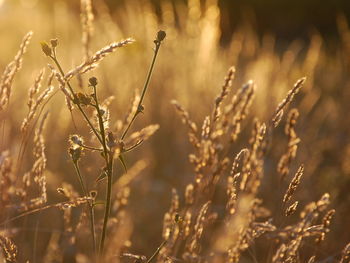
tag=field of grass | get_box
[1,0,350,262]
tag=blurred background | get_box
[1,0,350,262]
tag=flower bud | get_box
[89,190,97,199]
[137,104,144,113]
[69,146,82,163]
[50,38,58,47]
[89,77,98,86]
[40,41,52,56]
[156,30,166,42]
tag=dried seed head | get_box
[283,164,304,203]
[70,134,84,146]
[213,66,235,123]
[171,100,199,148]
[322,209,335,228]
[185,183,194,205]
[307,256,316,263]
[277,108,300,180]
[272,77,306,126]
[316,193,331,212]
[174,213,183,223]
[272,110,284,127]
[81,0,94,60]
[64,38,134,81]
[170,188,179,213]
[1,31,33,111]
[285,201,299,216]
[340,243,350,263]
[0,234,17,262]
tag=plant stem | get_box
[50,56,103,144]
[90,83,114,257]
[123,140,143,153]
[92,85,108,154]
[98,153,113,256]
[72,161,97,256]
[81,144,103,152]
[89,203,97,260]
[72,161,88,195]
[146,239,168,263]
[121,41,163,140]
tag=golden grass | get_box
[1,0,350,262]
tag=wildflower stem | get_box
[146,239,168,263]
[90,82,114,257]
[98,153,113,256]
[49,55,103,144]
[80,144,103,152]
[50,53,102,259]
[72,161,97,257]
[121,32,165,140]
[91,84,108,154]
[72,161,88,196]
[123,140,143,153]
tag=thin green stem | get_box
[81,144,103,152]
[90,83,114,257]
[72,161,97,256]
[121,42,162,140]
[92,85,108,154]
[99,153,113,256]
[50,56,103,144]
[72,161,88,197]
[121,114,137,140]
[146,238,168,263]
[123,140,143,153]
[89,203,97,260]
[49,53,101,259]
[139,43,162,108]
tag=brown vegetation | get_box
[0,0,350,262]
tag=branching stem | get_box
[50,55,103,144]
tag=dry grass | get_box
[1,0,350,262]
